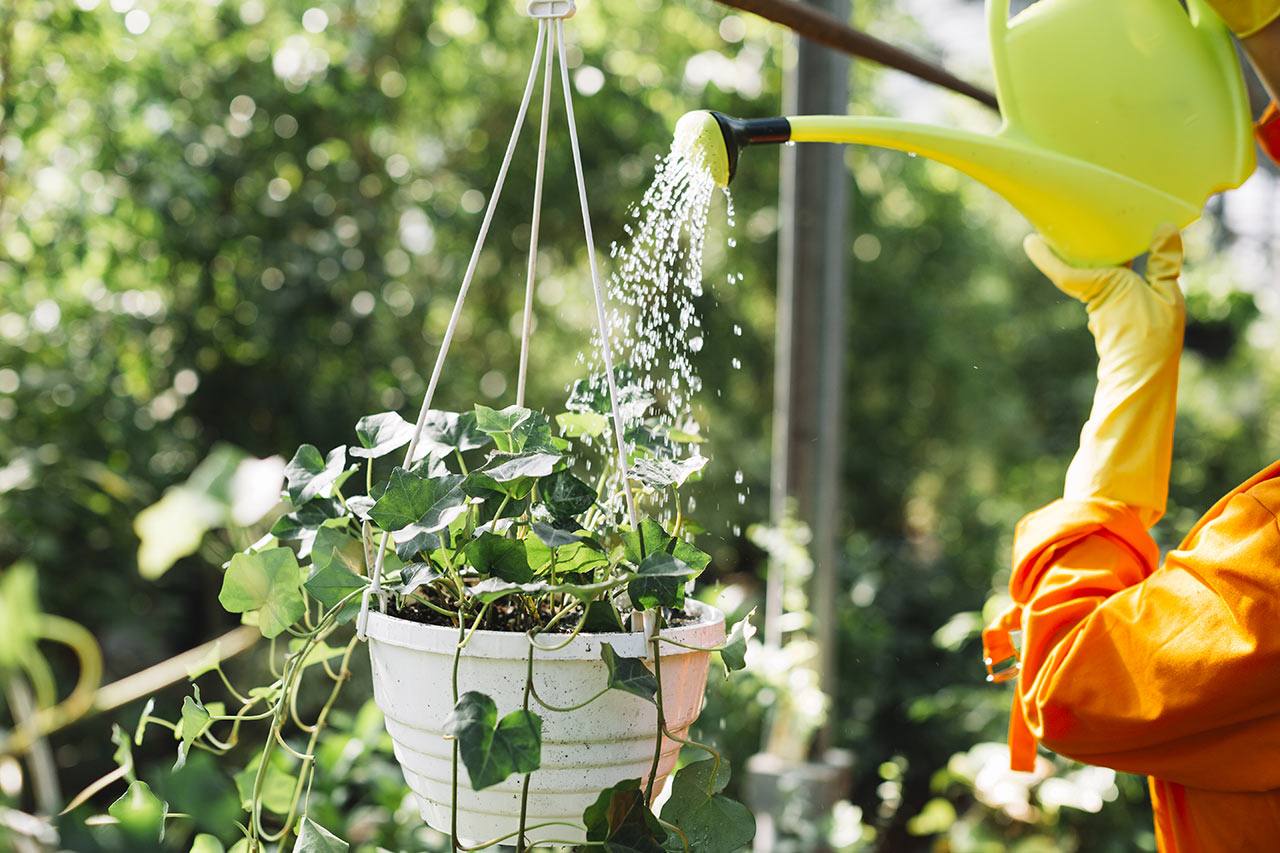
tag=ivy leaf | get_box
[555,411,609,438]
[394,528,443,562]
[664,795,755,853]
[287,638,346,671]
[443,692,542,790]
[659,758,754,853]
[531,521,584,549]
[304,562,367,624]
[108,780,168,842]
[219,548,304,639]
[475,404,558,453]
[628,456,708,490]
[292,817,349,852]
[622,518,673,564]
[540,470,596,517]
[583,779,668,853]
[661,757,730,824]
[368,469,466,534]
[463,474,532,523]
[233,751,297,814]
[581,600,626,633]
[285,444,347,505]
[627,553,696,611]
[557,541,609,576]
[396,563,444,597]
[190,834,226,853]
[480,451,561,483]
[350,411,416,460]
[720,608,757,676]
[567,367,655,423]
[474,404,533,452]
[600,643,657,703]
[622,519,709,577]
[465,533,533,583]
[269,497,345,558]
[174,686,212,770]
[391,527,442,560]
[310,525,364,576]
[671,540,712,575]
[345,495,375,521]
[420,409,490,453]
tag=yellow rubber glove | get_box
[1203,0,1280,36]
[1024,224,1185,529]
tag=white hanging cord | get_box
[359,21,550,640]
[515,22,556,407]
[555,19,640,533]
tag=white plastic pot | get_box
[365,600,725,845]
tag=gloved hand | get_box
[1024,224,1185,529]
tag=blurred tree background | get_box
[1,0,1277,850]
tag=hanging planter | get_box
[366,600,724,844]
[109,0,759,848]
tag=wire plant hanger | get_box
[358,0,640,639]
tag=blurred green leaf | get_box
[218,548,304,639]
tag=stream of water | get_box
[578,148,745,524]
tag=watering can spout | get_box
[673,0,1257,266]
[672,111,1219,266]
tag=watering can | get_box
[674,0,1256,265]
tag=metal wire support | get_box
[358,4,640,640]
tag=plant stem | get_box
[450,611,465,853]
[644,614,666,804]
[516,641,536,852]
[528,681,609,713]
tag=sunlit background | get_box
[2,0,1278,850]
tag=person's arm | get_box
[1012,478,1280,792]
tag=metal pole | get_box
[769,0,849,754]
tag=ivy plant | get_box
[104,373,756,853]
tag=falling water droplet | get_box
[734,470,744,484]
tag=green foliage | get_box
[583,779,668,853]
[11,0,1272,849]
[600,643,659,703]
[718,608,756,676]
[628,552,698,610]
[108,781,167,842]
[291,817,349,853]
[660,759,755,853]
[443,692,543,791]
[350,412,416,460]
[217,548,305,639]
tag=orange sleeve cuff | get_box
[1009,498,1157,605]
[984,498,1157,773]
[1257,103,1280,166]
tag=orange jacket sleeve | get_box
[1006,468,1280,791]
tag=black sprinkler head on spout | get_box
[672,110,793,187]
[708,112,792,185]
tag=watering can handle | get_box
[985,0,1016,126]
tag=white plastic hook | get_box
[524,0,575,18]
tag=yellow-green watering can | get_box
[675,0,1256,265]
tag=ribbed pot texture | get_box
[365,600,725,845]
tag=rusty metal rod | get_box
[711,0,1001,111]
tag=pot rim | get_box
[365,598,726,661]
